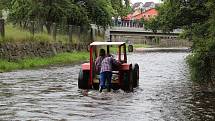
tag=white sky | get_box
[130,0,162,4]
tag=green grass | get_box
[0,52,89,72]
[108,44,150,54]
[0,24,54,43]
[133,44,150,48]
[0,60,20,72]
[0,24,86,43]
[0,24,32,42]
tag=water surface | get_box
[0,52,214,121]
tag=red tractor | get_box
[78,42,139,92]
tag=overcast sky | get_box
[130,0,162,4]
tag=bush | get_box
[187,38,215,83]
[187,53,210,83]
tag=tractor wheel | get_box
[132,64,139,88]
[78,69,90,89]
[122,65,133,92]
[128,45,133,52]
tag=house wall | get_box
[133,9,158,20]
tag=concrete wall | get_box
[112,35,192,47]
[0,42,89,61]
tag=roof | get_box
[132,2,143,9]
[90,42,125,46]
[133,8,158,20]
[143,2,154,7]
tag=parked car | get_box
[78,42,139,92]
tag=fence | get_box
[0,19,105,44]
[0,19,4,38]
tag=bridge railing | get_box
[112,20,144,28]
[111,20,183,34]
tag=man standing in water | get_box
[99,54,120,92]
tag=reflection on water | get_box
[0,52,214,121]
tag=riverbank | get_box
[135,47,191,52]
[0,52,89,72]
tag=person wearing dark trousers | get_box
[99,56,120,92]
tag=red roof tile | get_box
[133,8,158,20]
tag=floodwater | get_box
[0,52,215,121]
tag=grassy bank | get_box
[0,24,92,43]
[133,44,150,48]
[0,24,72,43]
[0,52,89,72]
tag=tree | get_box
[144,18,160,33]
[156,0,210,32]
[157,0,215,83]
[84,0,114,28]
[111,0,131,17]
[0,0,11,10]
[6,0,117,29]
[0,0,11,17]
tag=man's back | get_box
[100,57,119,73]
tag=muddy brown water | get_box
[0,52,215,121]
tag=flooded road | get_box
[0,52,215,121]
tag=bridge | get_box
[91,24,190,47]
[108,26,182,38]
[104,26,190,47]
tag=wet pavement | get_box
[0,52,214,121]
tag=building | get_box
[133,8,158,20]
[124,8,158,21]
[118,2,159,27]
[132,2,144,10]
[124,1,158,21]
[142,2,156,11]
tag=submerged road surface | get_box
[0,52,214,121]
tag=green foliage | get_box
[187,53,209,83]
[0,59,19,72]
[85,0,114,27]
[156,0,210,32]
[144,18,160,33]
[4,0,129,28]
[111,0,131,17]
[156,1,215,83]
[1,0,132,28]
[0,0,11,10]
[0,52,89,72]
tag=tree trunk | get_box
[45,22,52,34]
